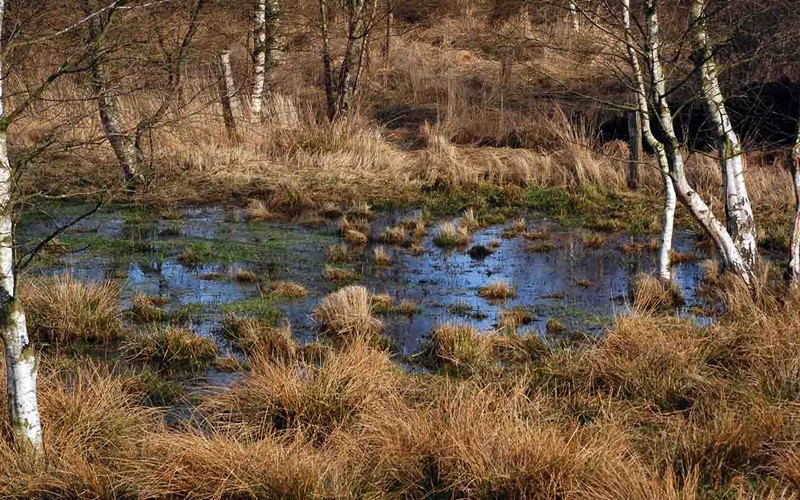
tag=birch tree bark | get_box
[335,0,368,117]
[251,0,267,117]
[787,115,800,285]
[0,0,43,454]
[568,1,580,31]
[690,0,758,270]
[644,0,754,286]
[622,0,674,281]
[251,0,281,118]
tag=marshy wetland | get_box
[20,201,707,364]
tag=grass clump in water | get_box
[21,274,122,343]
[423,323,493,373]
[433,222,471,248]
[322,265,360,282]
[124,326,218,372]
[128,293,169,323]
[478,280,517,300]
[372,246,393,267]
[265,280,308,299]
[380,225,406,245]
[222,313,296,359]
[314,285,383,341]
[326,243,356,263]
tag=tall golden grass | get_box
[1,273,800,496]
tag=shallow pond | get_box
[17,203,707,359]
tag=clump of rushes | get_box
[621,242,647,254]
[235,269,258,282]
[314,285,383,340]
[527,240,557,253]
[631,274,684,313]
[21,274,122,343]
[582,233,605,248]
[177,242,214,266]
[424,323,492,372]
[395,299,420,316]
[546,318,565,334]
[244,199,274,221]
[128,293,168,323]
[670,250,698,264]
[401,214,427,241]
[460,208,480,232]
[265,280,308,299]
[338,216,371,235]
[478,280,517,300]
[502,218,527,238]
[523,228,550,240]
[408,243,424,255]
[498,306,533,331]
[326,243,356,263]
[346,201,373,219]
[370,293,394,313]
[380,225,406,245]
[433,222,471,248]
[576,279,595,287]
[222,313,296,359]
[322,266,360,282]
[343,229,369,246]
[372,246,393,266]
[124,326,218,372]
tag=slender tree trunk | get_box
[623,0,674,281]
[264,0,282,88]
[382,0,392,61]
[218,51,241,142]
[86,9,144,186]
[252,0,282,118]
[788,117,800,285]
[319,0,335,120]
[568,1,580,31]
[644,0,753,285]
[335,0,368,117]
[251,0,267,117]
[627,109,641,190]
[690,0,758,270]
[0,0,42,452]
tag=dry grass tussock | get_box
[313,285,383,341]
[20,274,122,343]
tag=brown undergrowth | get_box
[0,275,798,497]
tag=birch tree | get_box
[86,0,205,188]
[0,0,109,454]
[788,115,800,285]
[250,0,282,118]
[690,0,758,270]
[0,73,42,452]
[621,0,675,281]
[643,0,755,286]
[319,0,374,120]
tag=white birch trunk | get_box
[568,1,580,31]
[788,117,800,285]
[623,0,674,281]
[690,0,758,270]
[251,0,267,117]
[644,0,753,286]
[0,0,43,452]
